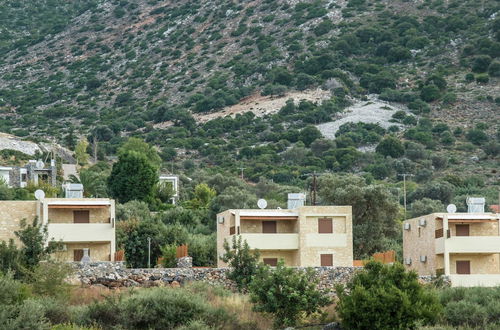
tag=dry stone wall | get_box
[71,262,449,293]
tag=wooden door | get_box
[74,249,84,261]
[456,224,470,236]
[263,258,278,266]
[262,221,277,233]
[73,210,90,223]
[456,260,471,274]
[320,254,333,266]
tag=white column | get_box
[443,215,450,275]
[110,200,116,261]
[235,211,240,235]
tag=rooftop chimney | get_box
[467,197,485,213]
[288,193,306,209]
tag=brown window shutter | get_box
[229,226,235,235]
[318,218,333,233]
[74,249,84,261]
[320,254,333,266]
[456,260,470,274]
[262,221,277,233]
[263,258,278,266]
[73,210,90,223]
[456,224,470,236]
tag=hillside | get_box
[0,0,498,207]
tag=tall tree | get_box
[318,174,400,258]
[108,151,158,203]
[74,138,89,166]
[118,137,162,168]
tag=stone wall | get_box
[71,263,449,293]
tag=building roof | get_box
[231,210,299,217]
[436,213,499,220]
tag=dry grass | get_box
[68,286,128,305]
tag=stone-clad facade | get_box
[217,206,353,267]
[403,212,500,287]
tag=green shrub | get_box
[336,261,441,329]
[31,261,73,298]
[82,288,233,330]
[476,73,490,83]
[376,136,404,158]
[444,301,487,327]
[160,244,177,268]
[250,261,330,328]
[221,235,260,291]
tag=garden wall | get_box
[70,262,448,293]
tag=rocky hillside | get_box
[0,0,498,207]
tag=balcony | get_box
[239,233,299,250]
[436,236,500,254]
[449,274,500,287]
[47,223,114,243]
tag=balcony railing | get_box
[239,233,299,250]
[47,223,114,243]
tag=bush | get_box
[160,244,177,268]
[376,136,405,158]
[466,129,489,145]
[444,301,487,327]
[221,236,260,291]
[410,198,444,217]
[81,287,233,329]
[420,85,441,102]
[488,61,500,77]
[476,73,490,83]
[31,261,73,299]
[336,261,441,329]
[250,261,330,327]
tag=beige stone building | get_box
[403,208,500,287]
[0,198,116,262]
[217,205,353,267]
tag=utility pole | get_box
[93,135,98,162]
[147,237,151,268]
[398,173,414,220]
[239,167,246,180]
[312,172,317,206]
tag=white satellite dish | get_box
[35,160,44,169]
[447,204,457,213]
[257,199,268,209]
[34,189,45,201]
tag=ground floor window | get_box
[74,249,90,261]
[456,260,470,274]
[263,258,278,266]
[320,254,333,266]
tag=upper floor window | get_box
[262,221,277,233]
[318,218,333,233]
[456,224,470,236]
[73,210,90,223]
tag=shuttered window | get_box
[263,258,278,266]
[230,226,235,235]
[456,224,470,236]
[456,260,470,274]
[320,254,333,266]
[73,210,90,223]
[318,218,333,233]
[262,221,277,233]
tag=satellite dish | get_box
[257,199,268,209]
[34,190,45,201]
[447,204,457,213]
[35,160,44,169]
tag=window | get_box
[73,210,90,223]
[456,260,470,274]
[73,249,90,261]
[456,224,470,236]
[320,254,333,266]
[262,221,277,233]
[229,226,235,235]
[263,258,278,266]
[318,218,333,233]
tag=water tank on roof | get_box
[65,183,84,198]
[467,197,485,213]
[287,193,306,209]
